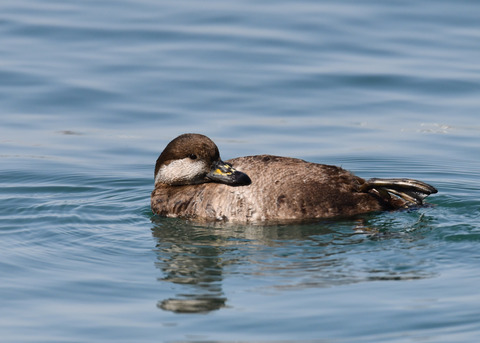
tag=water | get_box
[1,0,480,341]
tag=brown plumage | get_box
[151,134,437,223]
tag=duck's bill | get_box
[207,160,251,186]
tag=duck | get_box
[151,133,437,223]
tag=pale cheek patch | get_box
[155,158,207,185]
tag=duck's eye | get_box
[189,154,197,160]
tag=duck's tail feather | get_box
[359,178,438,205]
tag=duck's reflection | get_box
[151,218,339,313]
[151,213,435,313]
[152,221,227,313]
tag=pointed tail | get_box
[359,178,438,205]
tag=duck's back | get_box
[151,155,396,223]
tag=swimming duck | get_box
[151,133,437,223]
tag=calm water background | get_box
[1,0,480,342]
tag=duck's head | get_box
[154,133,252,187]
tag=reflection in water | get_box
[151,212,436,313]
[152,220,228,313]
[151,219,342,313]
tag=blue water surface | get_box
[1,0,480,342]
